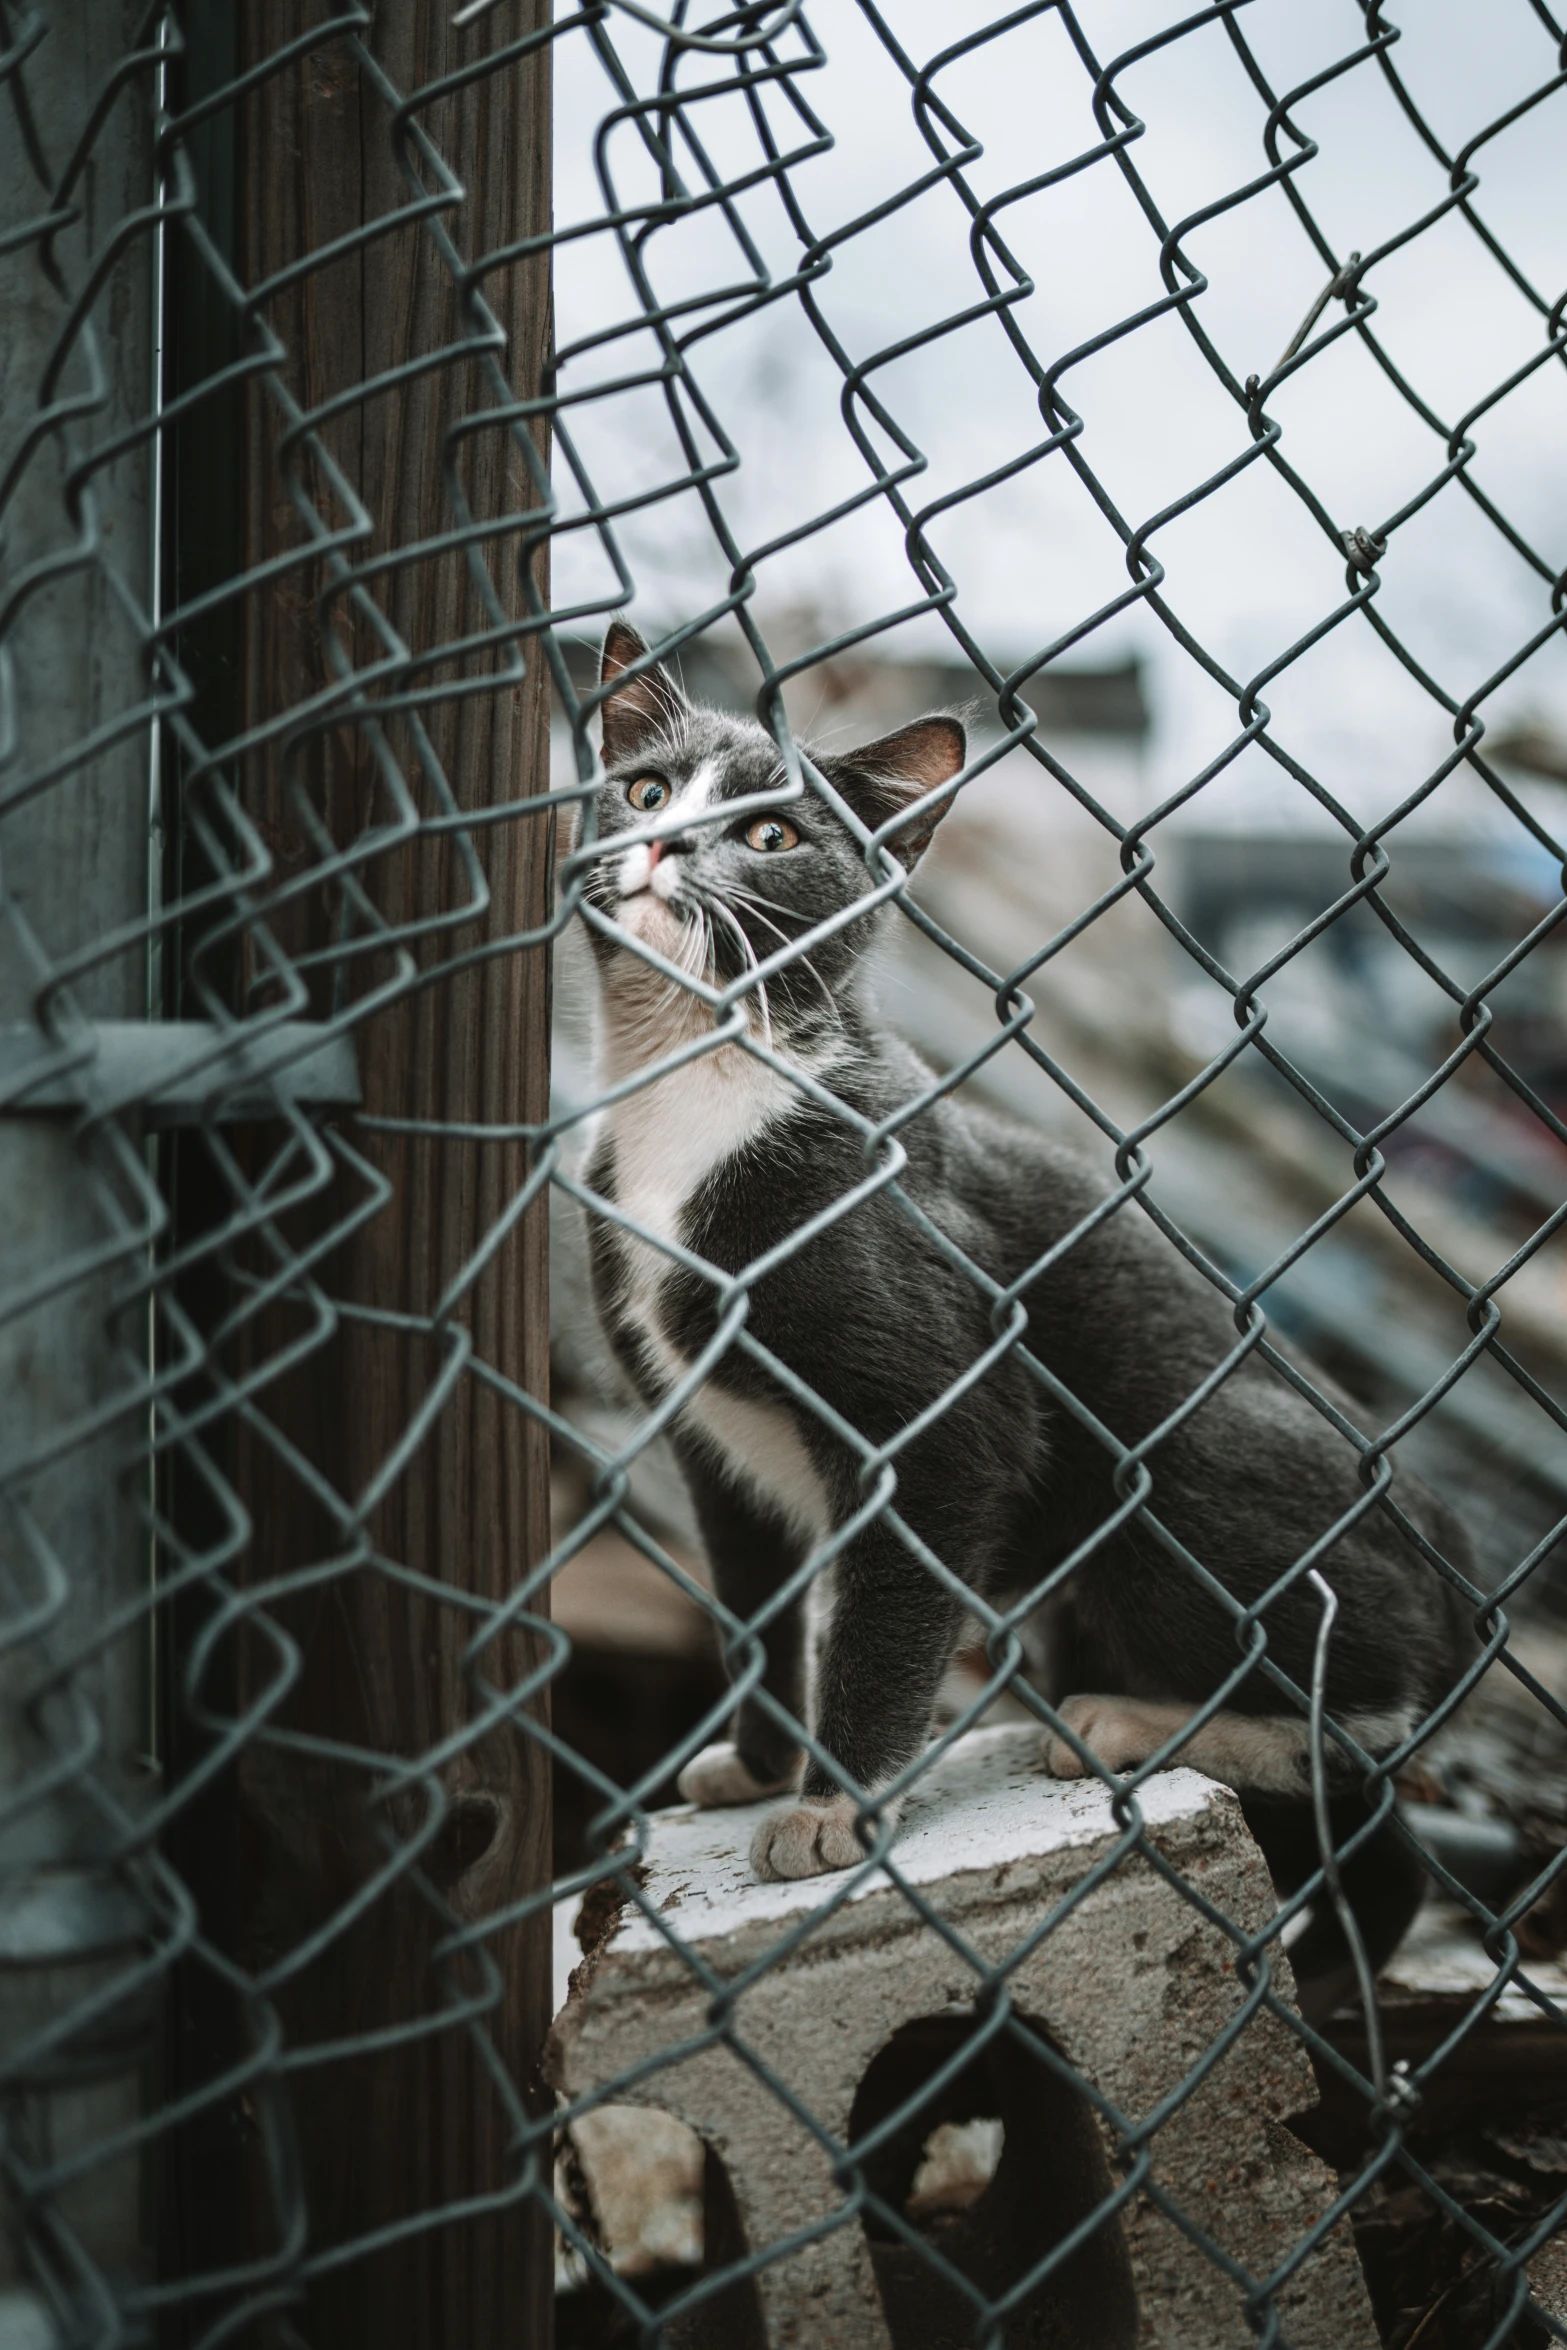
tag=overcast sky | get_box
[547,0,1567,856]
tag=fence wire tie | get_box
[1307,1566,1398,2113]
[1272,248,1363,375]
[1342,524,1387,577]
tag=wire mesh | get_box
[4,2,1567,2346]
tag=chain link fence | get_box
[4,2,1567,2345]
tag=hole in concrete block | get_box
[665,2141,769,2350]
[555,2106,764,2350]
[849,2012,1139,2350]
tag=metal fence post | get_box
[0,0,158,2327]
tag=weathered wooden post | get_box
[198,8,556,2342]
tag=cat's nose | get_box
[645,834,694,869]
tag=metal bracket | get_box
[0,1871,153,1964]
[0,1021,361,1127]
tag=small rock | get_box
[906,2116,1004,2221]
[569,2103,705,2278]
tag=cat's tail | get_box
[1238,1788,1426,2026]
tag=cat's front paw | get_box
[750,1794,886,1880]
[678,1741,798,1809]
[1040,1694,1162,1779]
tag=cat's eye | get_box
[627,775,670,812]
[745,817,799,853]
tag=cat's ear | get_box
[598,619,689,764]
[821,715,966,866]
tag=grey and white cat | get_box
[578,619,1472,1996]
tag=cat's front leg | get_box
[751,1533,965,1881]
[750,1791,873,1878]
[672,1444,808,1810]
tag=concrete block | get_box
[1530,2231,1567,2331]
[548,1724,1376,2348]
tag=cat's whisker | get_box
[722,878,851,938]
[716,884,840,1026]
[605,892,718,1059]
[697,906,720,1003]
[690,883,774,1051]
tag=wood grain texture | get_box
[231,9,554,2343]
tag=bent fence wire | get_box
[4,0,1567,2344]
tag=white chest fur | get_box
[601,1038,832,1549]
[607,1040,789,1279]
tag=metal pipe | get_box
[0,3,159,2321]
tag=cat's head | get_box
[578,619,966,1045]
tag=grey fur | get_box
[580,623,1471,1970]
